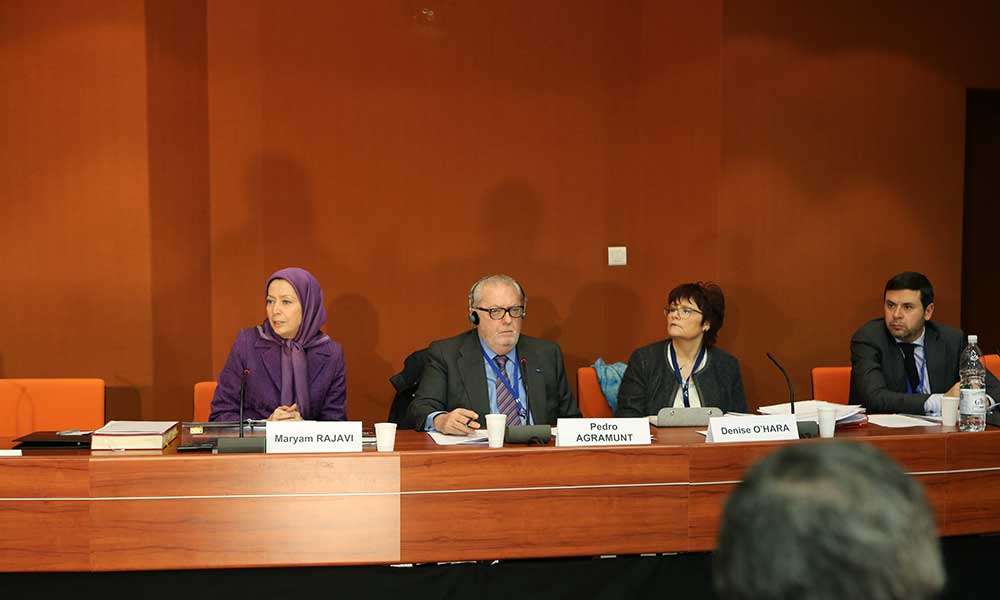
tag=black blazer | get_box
[849,318,1000,413]
[408,329,581,430]
[614,340,748,417]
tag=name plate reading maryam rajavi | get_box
[266,421,363,454]
[556,418,651,447]
[705,414,798,443]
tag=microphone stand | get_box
[766,352,819,438]
[218,369,267,453]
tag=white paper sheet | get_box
[427,431,490,445]
[758,400,864,422]
[867,414,938,428]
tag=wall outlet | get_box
[608,246,627,266]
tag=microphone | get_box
[239,369,249,438]
[218,369,266,453]
[765,352,819,439]
[519,357,533,424]
[505,425,551,445]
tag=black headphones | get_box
[468,275,527,326]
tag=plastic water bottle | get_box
[959,334,987,432]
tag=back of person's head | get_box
[884,271,934,309]
[714,441,944,600]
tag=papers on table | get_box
[867,414,939,428]
[0,449,23,457]
[427,431,490,446]
[758,400,865,423]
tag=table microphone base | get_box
[797,421,820,439]
[217,437,266,453]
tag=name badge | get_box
[706,414,798,443]
[267,421,363,454]
[556,418,651,447]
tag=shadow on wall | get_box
[725,1,997,86]
[722,282,793,413]
[328,293,393,424]
[429,179,579,345]
[106,385,142,421]
[559,282,642,376]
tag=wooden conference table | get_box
[2,423,999,573]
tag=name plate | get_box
[556,418,651,447]
[267,421,363,454]
[706,414,798,443]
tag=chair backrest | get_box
[0,378,105,437]
[577,367,612,418]
[811,367,851,405]
[982,354,1000,377]
[193,381,218,422]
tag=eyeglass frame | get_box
[663,306,703,319]
[472,305,526,320]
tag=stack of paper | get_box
[758,400,866,424]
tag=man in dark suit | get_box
[409,274,580,434]
[850,271,1000,414]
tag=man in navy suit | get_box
[850,271,1000,414]
[409,274,580,434]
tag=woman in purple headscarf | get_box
[210,268,347,421]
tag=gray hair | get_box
[468,274,526,306]
[714,440,944,600]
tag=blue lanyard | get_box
[669,340,706,408]
[901,346,926,394]
[481,346,523,408]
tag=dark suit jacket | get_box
[849,319,1000,414]
[210,327,347,422]
[614,340,747,417]
[408,329,580,430]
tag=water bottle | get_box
[959,334,987,432]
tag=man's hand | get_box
[433,408,481,435]
[945,383,960,397]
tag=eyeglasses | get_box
[664,306,703,319]
[473,305,526,320]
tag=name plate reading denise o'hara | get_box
[706,414,799,443]
[556,418,651,447]
[267,420,363,453]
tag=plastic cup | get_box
[374,422,397,452]
[485,414,506,449]
[818,405,837,438]
[941,397,959,427]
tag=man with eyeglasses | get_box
[409,274,580,434]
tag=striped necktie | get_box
[494,355,522,426]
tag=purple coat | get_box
[210,327,347,421]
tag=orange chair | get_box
[811,367,851,405]
[983,354,1000,377]
[0,378,105,437]
[577,367,613,418]
[193,381,218,422]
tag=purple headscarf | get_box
[257,267,330,419]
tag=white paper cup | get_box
[485,413,506,449]
[818,406,837,438]
[941,397,959,427]
[374,422,397,452]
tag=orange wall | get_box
[720,1,1000,407]
[2,1,998,423]
[0,0,154,417]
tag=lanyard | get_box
[900,346,926,394]
[481,346,522,402]
[669,340,706,408]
